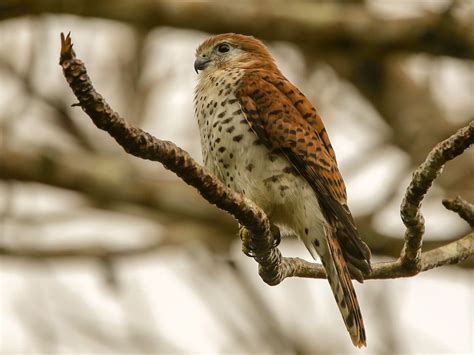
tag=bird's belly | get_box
[199,102,323,231]
[194,72,324,234]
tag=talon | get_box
[242,245,256,257]
[239,226,256,257]
[271,224,281,248]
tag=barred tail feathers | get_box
[306,225,367,347]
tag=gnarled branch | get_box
[58,33,473,284]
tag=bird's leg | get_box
[239,223,281,257]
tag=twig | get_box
[442,196,474,228]
[58,33,473,283]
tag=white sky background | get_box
[0,2,473,354]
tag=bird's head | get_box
[194,33,277,74]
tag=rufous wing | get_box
[236,69,371,274]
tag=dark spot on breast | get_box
[226,126,235,133]
[304,228,309,235]
[313,239,319,247]
[218,146,226,153]
[268,153,277,162]
[233,134,243,142]
[217,111,226,118]
[283,166,297,175]
[246,163,254,172]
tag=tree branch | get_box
[400,120,474,272]
[58,33,473,283]
[442,196,474,228]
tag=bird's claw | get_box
[239,226,256,257]
[270,224,281,248]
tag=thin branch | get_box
[442,196,474,228]
[400,121,474,272]
[58,33,473,283]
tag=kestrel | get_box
[193,33,371,347]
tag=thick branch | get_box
[58,33,473,284]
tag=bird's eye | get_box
[216,43,231,54]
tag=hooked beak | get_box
[194,57,211,73]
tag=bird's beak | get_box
[194,57,211,73]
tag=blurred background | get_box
[0,0,473,354]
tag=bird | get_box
[193,33,372,347]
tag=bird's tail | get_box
[308,225,367,347]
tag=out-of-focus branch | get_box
[442,196,474,228]
[0,147,234,231]
[0,239,163,259]
[56,33,473,283]
[0,58,97,152]
[2,0,473,59]
[327,55,474,201]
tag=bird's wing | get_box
[236,70,371,269]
